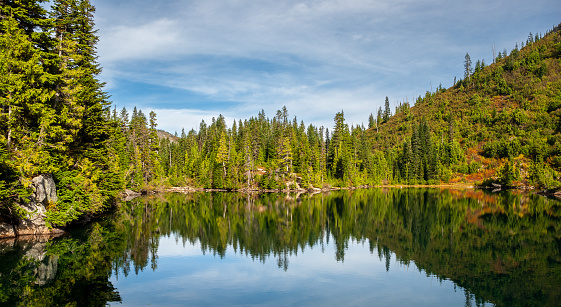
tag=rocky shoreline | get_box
[133,182,551,197]
[0,174,65,239]
[3,177,558,240]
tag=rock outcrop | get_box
[0,219,16,238]
[123,189,142,201]
[0,174,64,238]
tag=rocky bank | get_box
[0,174,64,239]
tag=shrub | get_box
[468,161,481,174]
[497,159,520,186]
[529,162,560,188]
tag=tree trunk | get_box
[7,103,12,152]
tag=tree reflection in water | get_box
[1,188,560,306]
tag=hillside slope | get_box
[367,23,561,187]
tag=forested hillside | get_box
[119,23,561,191]
[367,24,561,188]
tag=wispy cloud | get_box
[99,19,183,62]
[95,0,561,133]
[144,108,236,134]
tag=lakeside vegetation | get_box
[0,0,119,228]
[1,0,561,228]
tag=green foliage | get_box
[529,161,560,188]
[47,161,108,227]
[361,25,561,188]
[464,53,473,82]
[468,161,481,174]
[497,159,520,186]
[0,0,119,227]
[383,96,391,123]
[482,138,522,158]
[397,119,440,183]
[0,142,31,221]
[0,14,55,175]
[149,107,391,190]
[554,42,561,57]
[368,113,375,129]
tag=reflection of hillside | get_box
[1,189,559,306]
[360,190,561,307]
[117,189,561,306]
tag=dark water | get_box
[1,188,560,306]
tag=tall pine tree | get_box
[383,96,391,123]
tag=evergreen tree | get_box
[464,53,472,84]
[0,12,54,175]
[368,113,375,129]
[279,134,292,174]
[0,0,50,36]
[66,0,111,156]
[148,111,161,183]
[0,143,30,222]
[448,113,454,143]
[527,32,534,44]
[105,117,127,192]
[474,59,482,73]
[329,111,351,181]
[216,131,229,177]
[50,0,87,152]
[383,96,391,123]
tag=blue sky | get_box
[92,0,561,134]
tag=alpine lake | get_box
[1,188,560,306]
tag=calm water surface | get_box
[1,188,560,306]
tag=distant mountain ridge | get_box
[156,130,179,143]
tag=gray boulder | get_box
[32,173,58,205]
[0,174,64,238]
[0,221,16,238]
[18,174,59,236]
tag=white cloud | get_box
[95,0,561,130]
[157,236,202,257]
[98,18,183,62]
[146,108,236,134]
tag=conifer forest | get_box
[2,0,561,228]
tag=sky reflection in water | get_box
[110,234,475,306]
